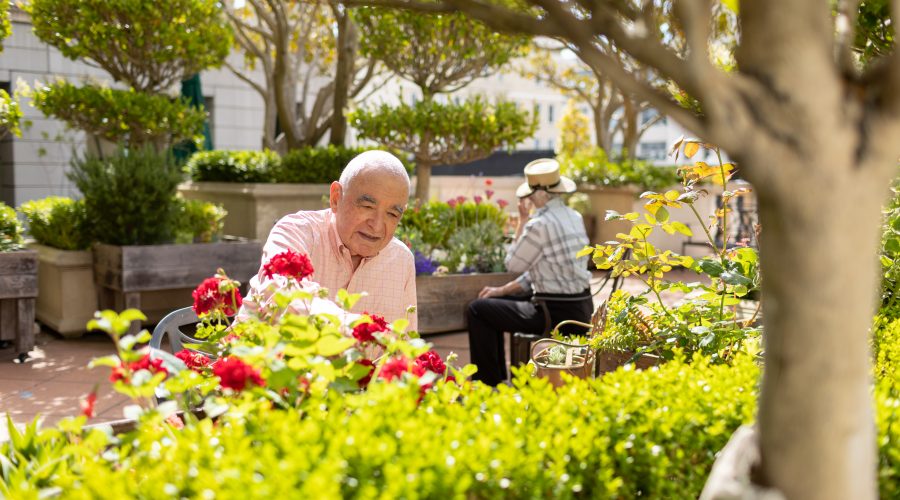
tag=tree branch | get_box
[835,0,862,76]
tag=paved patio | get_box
[0,269,705,440]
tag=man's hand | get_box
[517,198,531,222]
[478,286,505,299]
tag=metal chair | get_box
[150,306,200,352]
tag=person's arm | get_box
[403,259,418,331]
[478,278,526,299]
[505,212,546,275]
[235,215,315,322]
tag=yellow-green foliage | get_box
[0,201,23,251]
[1,355,759,498]
[19,196,90,251]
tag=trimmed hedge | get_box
[0,201,23,251]
[1,354,759,498]
[186,147,409,184]
[18,196,91,251]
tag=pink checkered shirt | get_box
[239,209,418,329]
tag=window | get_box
[640,109,657,125]
[548,104,555,123]
[534,138,540,149]
[638,141,668,161]
[547,139,555,151]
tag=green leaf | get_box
[671,221,693,237]
[697,259,725,277]
[576,246,594,258]
[720,271,752,286]
[315,335,356,357]
[655,206,670,223]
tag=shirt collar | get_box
[535,197,565,215]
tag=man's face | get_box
[330,170,408,258]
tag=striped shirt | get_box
[506,198,591,295]
[238,209,417,329]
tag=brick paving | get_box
[0,269,706,441]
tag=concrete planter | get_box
[178,182,331,242]
[93,239,263,333]
[0,250,37,359]
[28,243,98,338]
[577,185,638,244]
[416,272,518,334]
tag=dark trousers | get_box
[466,292,593,386]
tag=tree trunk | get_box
[748,152,888,500]
[330,7,357,146]
[262,89,278,150]
[620,98,638,159]
[414,161,432,203]
[593,105,611,153]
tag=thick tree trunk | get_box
[748,152,887,500]
[263,90,278,150]
[620,99,638,159]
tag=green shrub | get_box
[67,147,184,245]
[185,149,281,183]
[32,81,206,148]
[0,201,23,251]
[874,318,900,497]
[275,146,388,184]
[18,196,91,251]
[559,147,680,192]
[880,180,900,319]
[173,198,227,243]
[0,352,759,498]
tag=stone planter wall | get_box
[93,240,262,333]
[178,182,331,242]
[29,243,98,338]
[416,272,518,334]
[0,250,37,358]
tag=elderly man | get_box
[466,158,593,386]
[240,150,417,329]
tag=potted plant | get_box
[398,181,517,334]
[179,146,387,242]
[18,196,95,337]
[559,148,679,244]
[583,140,761,372]
[68,147,261,334]
[0,202,36,360]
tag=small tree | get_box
[351,97,536,199]
[225,0,380,150]
[556,99,593,157]
[26,0,231,148]
[352,7,535,201]
[0,0,10,53]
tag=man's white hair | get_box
[339,150,409,191]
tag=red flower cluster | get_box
[357,358,375,388]
[213,356,265,391]
[80,390,97,419]
[192,276,243,316]
[377,350,447,383]
[414,350,446,376]
[263,250,314,281]
[497,199,509,209]
[352,313,389,344]
[110,354,168,384]
[175,349,212,372]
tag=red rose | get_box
[175,349,211,372]
[357,358,375,388]
[379,356,412,382]
[110,354,168,384]
[352,313,389,344]
[192,276,243,316]
[80,390,97,419]
[263,250,314,281]
[415,350,446,375]
[213,356,264,391]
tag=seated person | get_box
[239,150,417,329]
[467,158,593,386]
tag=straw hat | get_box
[515,158,577,198]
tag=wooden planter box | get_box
[29,243,98,338]
[93,240,262,333]
[416,272,518,334]
[578,185,637,244]
[0,250,37,359]
[178,182,330,242]
[596,349,662,375]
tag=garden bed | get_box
[417,272,518,334]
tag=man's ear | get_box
[329,181,342,211]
